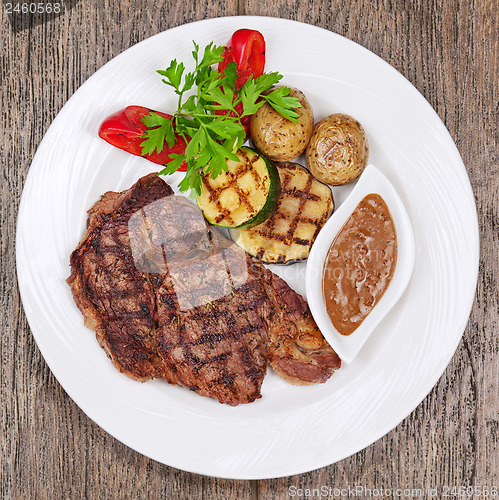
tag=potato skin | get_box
[250,87,314,162]
[305,113,369,185]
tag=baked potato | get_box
[305,113,369,185]
[250,87,314,162]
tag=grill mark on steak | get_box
[195,332,226,347]
[67,173,340,405]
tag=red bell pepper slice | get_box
[217,29,266,135]
[219,29,266,89]
[98,105,188,171]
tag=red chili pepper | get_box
[98,105,188,171]
[217,29,266,134]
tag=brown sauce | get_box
[323,193,397,335]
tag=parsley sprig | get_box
[140,41,301,194]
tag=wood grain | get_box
[1,0,496,498]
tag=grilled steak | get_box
[67,173,340,405]
[67,174,173,381]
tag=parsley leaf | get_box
[199,42,225,68]
[204,117,242,140]
[159,153,185,175]
[157,60,185,92]
[222,61,238,89]
[140,112,176,152]
[264,86,301,122]
[202,85,236,111]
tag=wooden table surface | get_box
[1,1,497,498]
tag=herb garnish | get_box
[139,41,301,194]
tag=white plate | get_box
[307,164,416,363]
[16,17,479,479]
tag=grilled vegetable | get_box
[217,29,267,135]
[230,162,334,264]
[98,106,188,170]
[219,29,266,89]
[197,146,280,229]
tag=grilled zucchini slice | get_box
[230,162,334,264]
[197,146,280,229]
